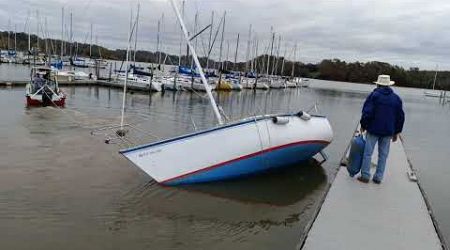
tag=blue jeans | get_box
[360,133,392,181]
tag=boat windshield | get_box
[31,74,56,94]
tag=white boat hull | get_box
[160,77,182,90]
[269,79,287,89]
[424,90,445,98]
[242,78,270,90]
[176,76,208,91]
[116,73,162,92]
[120,113,333,185]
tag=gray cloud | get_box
[1,0,449,69]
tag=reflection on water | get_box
[182,159,326,206]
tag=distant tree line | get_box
[1,31,448,90]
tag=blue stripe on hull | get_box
[165,143,326,185]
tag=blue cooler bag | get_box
[347,134,366,177]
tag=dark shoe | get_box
[346,167,356,177]
[357,176,370,183]
[372,179,382,184]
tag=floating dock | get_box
[300,139,445,250]
[0,80,98,86]
[0,80,154,92]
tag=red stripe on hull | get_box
[161,140,330,184]
[26,96,66,107]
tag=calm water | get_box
[1,64,449,249]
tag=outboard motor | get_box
[42,87,53,106]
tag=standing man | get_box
[358,75,405,184]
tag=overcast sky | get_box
[1,0,449,70]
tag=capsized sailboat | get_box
[119,0,333,185]
[121,113,332,185]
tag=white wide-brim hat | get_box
[373,74,395,86]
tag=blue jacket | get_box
[360,87,405,136]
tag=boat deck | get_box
[301,139,444,250]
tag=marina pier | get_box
[300,137,446,250]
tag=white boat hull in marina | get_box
[424,90,446,98]
[159,76,182,90]
[120,113,333,185]
[116,73,162,91]
[269,78,287,89]
[286,81,297,88]
[176,75,209,91]
[54,71,75,82]
[242,78,270,90]
[293,77,310,88]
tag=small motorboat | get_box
[25,67,66,107]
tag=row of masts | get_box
[4,8,97,61]
[3,3,301,78]
[164,3,301,78]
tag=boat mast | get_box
[133,2,140,63]
[14,24,17,53]
[7,19,11,51]
[280,41,287,76]
[432,65,438,90]
[206,11,214,70]
[245,24,252,73]
[190,11,199,70]
[178,0,185,67]
[90,23,93,58]
[120,9,134,131]
[70,12,73,58]
[266,26,274,76]
[250,39,254,72]
[61,7,64,58]
[254,38,259,73]
[234,33,240,72]
[156,15,161,67]
[272,35,281,76]
[26,11,30,54]
[225,40,230,70]
[44,18,48,58]
[291,43,297,78]
[219,11,226,71]
[36,10,39,51]
[170,0,223,125]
